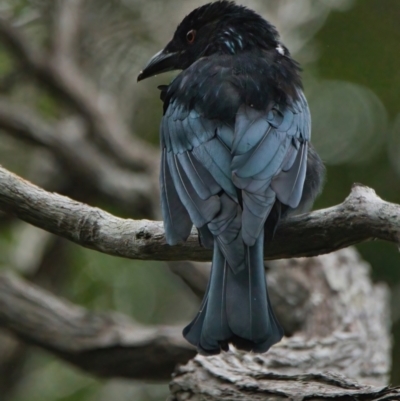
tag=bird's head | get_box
[137,1,284,81]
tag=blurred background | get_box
[0,0,399,400]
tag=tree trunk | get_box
[169,248,396,400]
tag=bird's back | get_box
[139,1,325,354]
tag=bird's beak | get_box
[137,49,180,82]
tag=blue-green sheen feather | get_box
[161,60,312,354]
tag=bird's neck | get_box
[163,53,302,123]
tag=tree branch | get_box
[0,272,195,380]
[0,17,157,172]
[0,165,399,262]
[171,368,400,400]
[0,248,393,396]
[170,248,393,399]
[51,0,83,61]
[0,101,155,215]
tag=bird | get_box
[137,1,325,355]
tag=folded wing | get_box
[160,90,310,262]
[231,91,310,245]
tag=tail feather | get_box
[182,289,209,348]
[183,231,283,355]
[199,248,232,353]
[183,245,232,355]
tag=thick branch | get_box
[0,248,393,397]
[171,368,400,400]
[0,166,399,261]
[171,249,393,399]
[0,273,195,379]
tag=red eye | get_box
[186,29,196,44]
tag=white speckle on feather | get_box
[276,44,285,55]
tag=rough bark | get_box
[170,248,395,400]
[0,247,393,397]
[0,165,400,262]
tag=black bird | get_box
[138,1,324,355]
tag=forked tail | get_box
[183,232,283,355]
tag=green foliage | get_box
[67,244,197,325]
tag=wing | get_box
[160,99,245,271]
[161,84,310,256]
[231,91,310,245]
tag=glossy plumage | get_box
[138,1,325,355]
